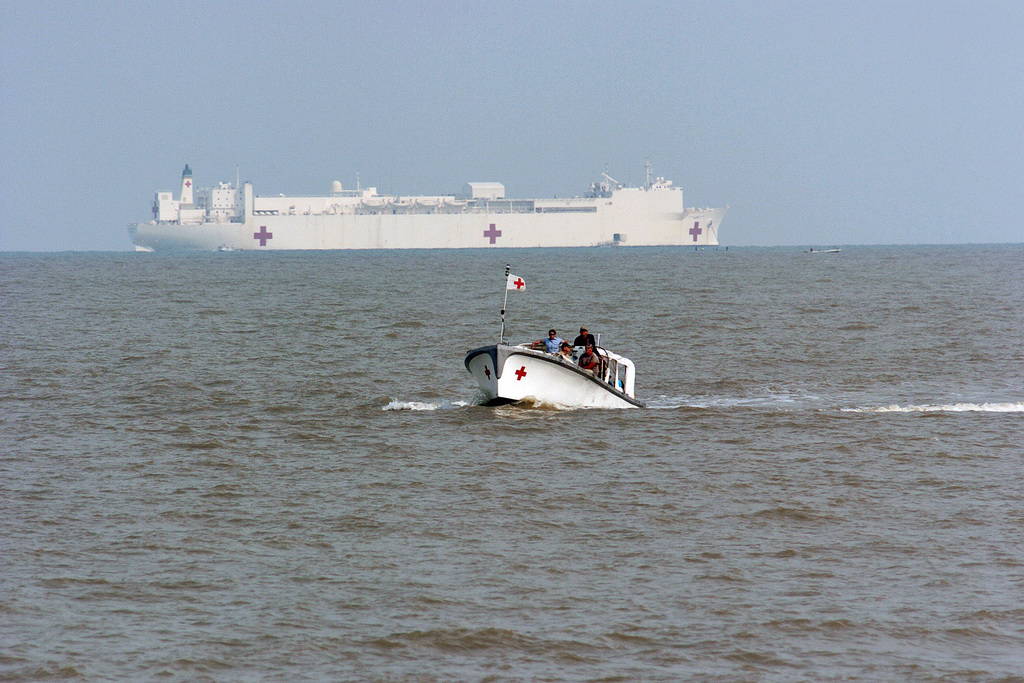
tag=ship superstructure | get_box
[129,165,726,251]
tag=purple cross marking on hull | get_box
[254,225,273,246]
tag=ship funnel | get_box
[180,164,194,206]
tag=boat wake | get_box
[843,402,1024,413]
[383,396,592,412]
[505,396,587,411]
[648,393,1024,414]
[382,399,468,411]
[384,395,1024,414]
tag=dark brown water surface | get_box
[3,246,1023,681]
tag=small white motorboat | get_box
[465,342,642,408]
[464,265,642,409]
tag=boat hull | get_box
[465,345,642,409]
[131,206,725,252]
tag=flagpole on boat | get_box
[499,263,510,345]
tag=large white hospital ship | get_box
[129,164,726,251]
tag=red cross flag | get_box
[506,273,526,291]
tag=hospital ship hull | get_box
[129,166,726,252]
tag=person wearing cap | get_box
[573,326,596,348]
[557,341,573,360]
[531,328,564,353]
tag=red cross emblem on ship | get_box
[254,225,273,246]
[484,223,502,244]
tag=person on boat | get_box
[557,341,573,360]
[573,326,596,348]
[531,329,563,353]
[578,342,600,374]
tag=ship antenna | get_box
[499,264,510,344]
[645,158,652,188]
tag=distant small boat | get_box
[807,247,841,253]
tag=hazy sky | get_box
[2,1,1022,250]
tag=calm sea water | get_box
[2,245,1023,681]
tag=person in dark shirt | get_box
[573,326,596,347]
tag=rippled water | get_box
[3,246,1023,681]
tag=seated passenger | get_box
[557,341,573,360]
[531,328,563,353]
[578,342,600,373]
